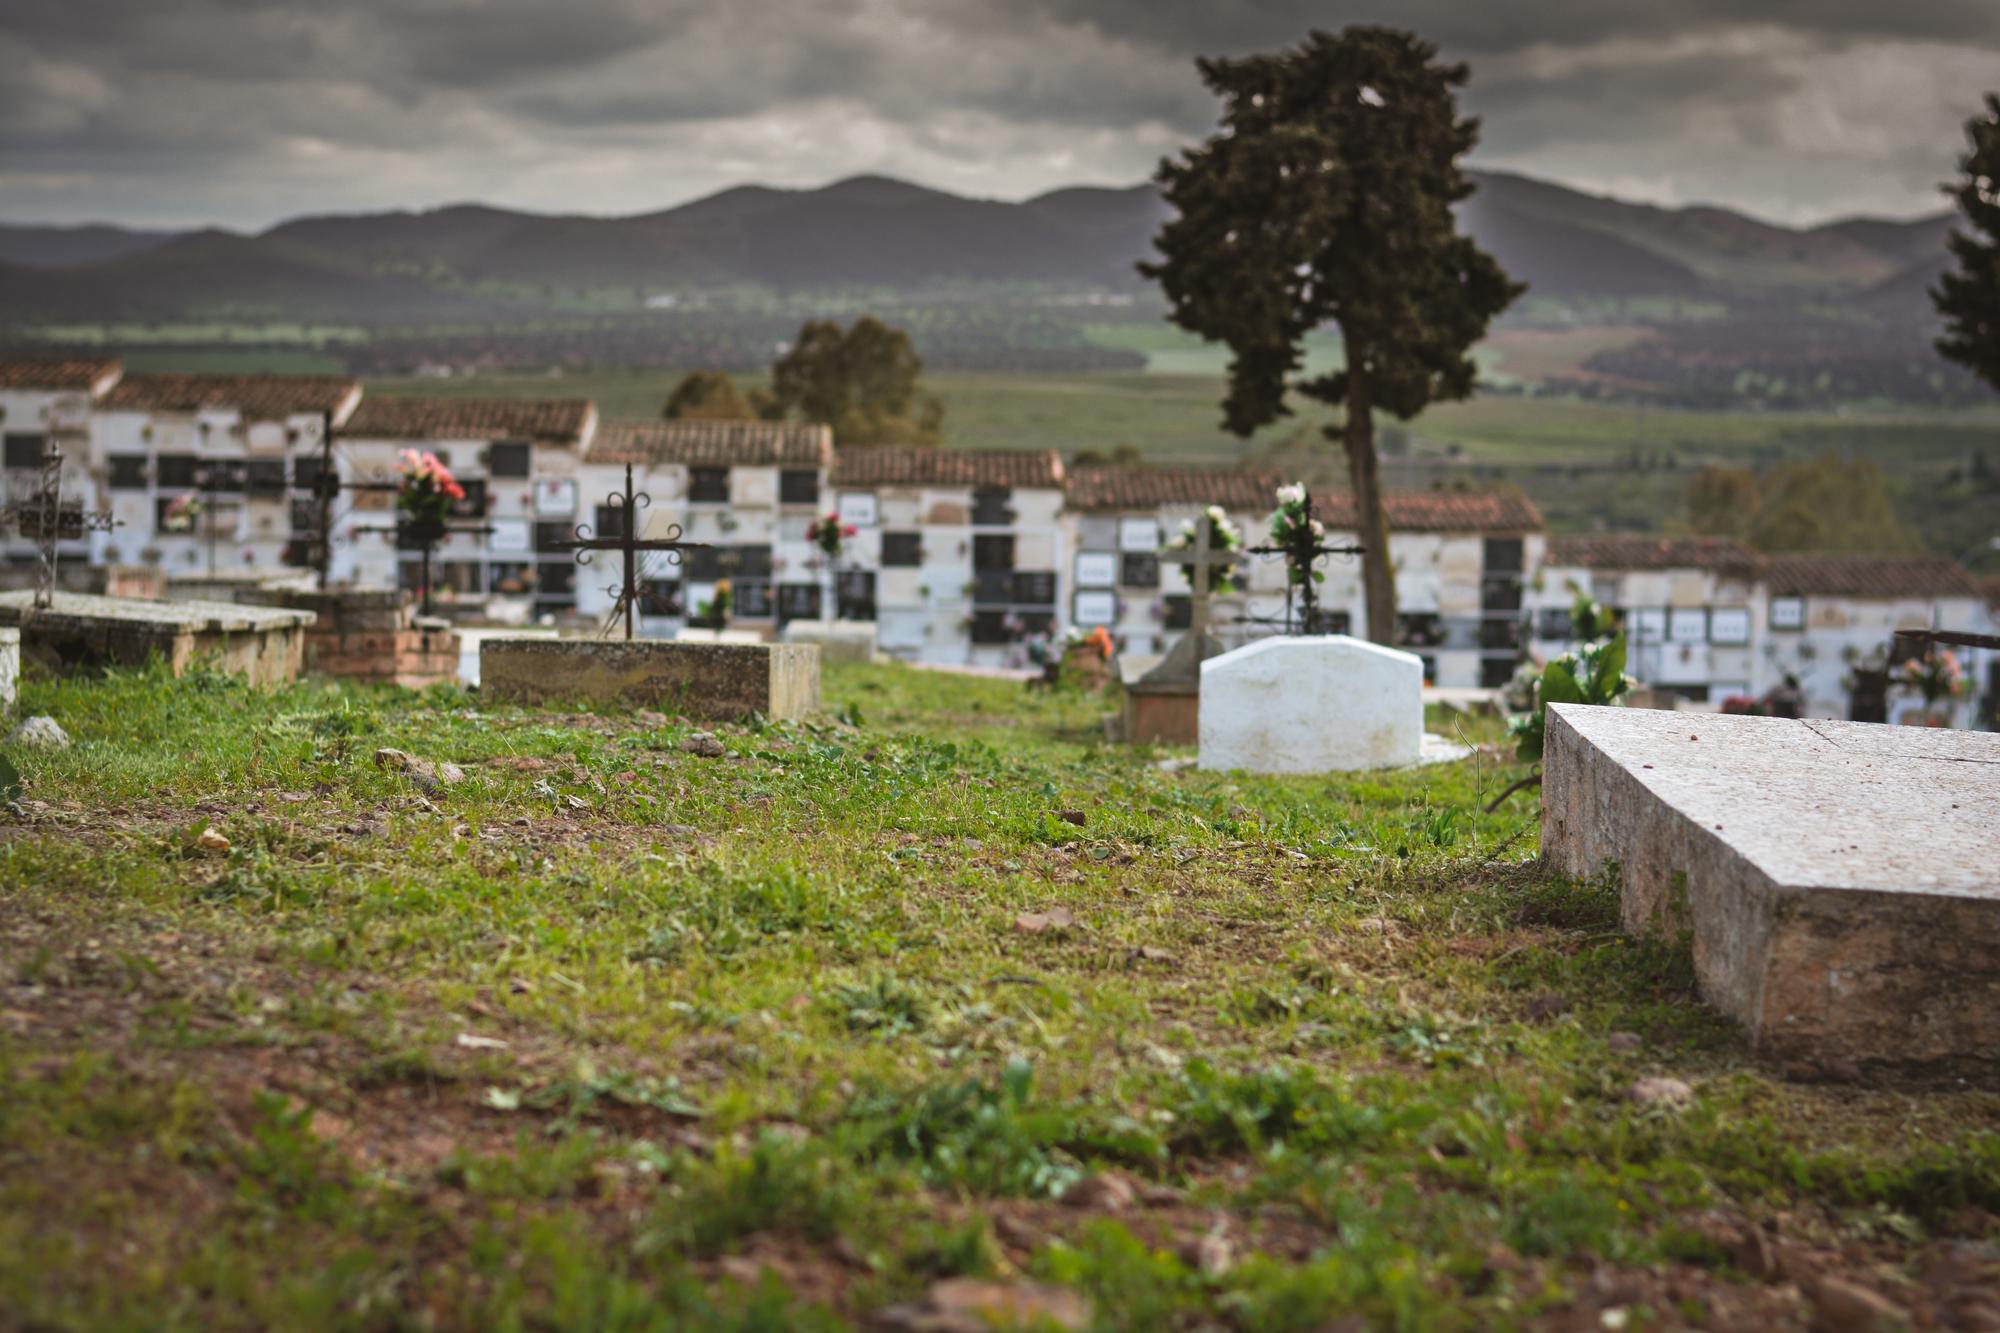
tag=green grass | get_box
[0,660,1993,1330]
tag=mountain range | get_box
[0,169,1956,327]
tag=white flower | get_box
[1206,504,1226,523]
[1309,519,1325,538]
[1276,482,1305,507]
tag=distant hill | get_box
[0,169,1955,327]
[0,223,181,269]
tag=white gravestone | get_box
[1199,636,1424,773]
[0,627,17,714]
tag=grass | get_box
[0,659,1994,1330]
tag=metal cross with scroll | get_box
[1,438,118,609]
[548,463,710,640]
[1245,492,1364,635]
[353,509,496,617]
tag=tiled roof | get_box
[588,419,832,468]
[1065,465,1288,512]
[340,395,595,444]
[1546,534,1763,577]
[104,373,361,419]
[1763,552,1986,599]
[832,447,1064,489]
[1316,488,1546,534]
[0,357,122,393]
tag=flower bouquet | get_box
[1267,483,1325,587]
[160,492,202,534]
[397,449,464,545]
[1163,505,1242,594]
[807,512,858,561]
[1895,647,1967,725]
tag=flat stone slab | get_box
[480,637,820,720]
[1199,635,1424,773]
[780,620,878,663]
[0,591,314,687]
[1542,704,2000,1071]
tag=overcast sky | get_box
[4,1,1996,231]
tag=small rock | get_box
[1607,1031,1643,1053]
[1628,1076,1694,1108]
[454,1033,509,1050]
[681,734,726,758]
[635,710,668,729]
[1809,1276,1906,1333]
[7,716,68,749]
[193,827,231,854]
[1734,1226,1780,1280]
[659,824,699,837]
[1127,945,1175,965]
[1139,1182,1184,1207]
[1055,809,1087,827]
[1524,994,1572,1022]
[374,748,464,787]
[1061,1171,1137,1212]
[1013,907,1076,934]
[1194,1224,1235,1279]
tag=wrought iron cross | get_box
[1,438,117,609]
[353,508,496,617]
[1246,492,1364,635]
[548,463,710,640]
[1176,512,1242,643]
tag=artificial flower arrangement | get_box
[160,492,202,533]
[1163,504,1242,595]
[1897,647,1968,713]
[397,448,465,537]
[807,512,857,560]
[697,577,733,627]
[1266,482,1325,587]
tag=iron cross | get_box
[1246,492,1364,635]
[548,463,711,640]
[0,438,117,609]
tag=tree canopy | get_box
[1143,26,1521,642]
[661,370,759,422]
[1935,93,2000,394]
[1684,455,1913,553]
[767,317,944,447]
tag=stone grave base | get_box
[0,591,313,688]
[1199,636,1423,773]
[1123,685,1198,746]
[481,637,820,720]
[1543,703,2000,1072]
[781,620,877,663]
[0,627,17,713]
[674,627,766,646]
[246,587,461,689]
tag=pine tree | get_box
[1142,27,1522,643]
[1935,94,2000,393]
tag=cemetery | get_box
[2,611,1997,1330]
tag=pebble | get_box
[6,716,69,749]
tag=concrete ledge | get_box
[480,637,820,720]
[0,591,314,687]
[1542,703,2000,1072]
[780,620,878,663]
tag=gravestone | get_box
[0,627,17,714]
[1121,515,1239,746]
[782,620,878,663]
[244,586,460,689]
[0,591,313,687]
[1542,703,2000,1071]
[1198,635,1424,772]
[481,637,819,720]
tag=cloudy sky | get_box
[4,0,1996,231]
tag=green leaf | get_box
[1590,634,1628,701]
[1540,659,1585,708]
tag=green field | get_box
[3,661,1995,1330]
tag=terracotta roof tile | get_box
[1763,552,1985,599]
[1065,466,1287,512]
[1313,488,1545,534]
[1545,534,1763,576]
[832,447,1064,489]
[104,373,360,419]
[0,357,122,393]
[588,419,832,468]
[340,395,594,444]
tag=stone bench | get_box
[1542,703,2000,1072]
[0,591,314,688]
[480,637,820,720]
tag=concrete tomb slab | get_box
[780,620,878,664]
[0,591,314,687]
[1198,635,1424,773]
[480,636,820,720]
[1542,704,2000,1071]
[244,587,461,689]
[0,627,17,713]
